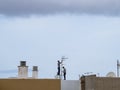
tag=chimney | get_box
[18,61,28,78]
[32,66,38,78]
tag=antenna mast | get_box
[117,60,120,77]
[60,56,68,79]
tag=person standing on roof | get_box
[57,60,61,76]
[62,66,66,80]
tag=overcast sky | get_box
[0,0,120,80]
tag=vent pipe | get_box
[18,61,28,78]
[32,66,38,78]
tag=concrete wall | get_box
[95,77,120,90]
[81,75,120,90]
[0,79,60,90]
[0,79,81,90]
[85,75,96,90]
[61,80,81,90]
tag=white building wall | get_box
[61,80,81,90]
[32,71,38,78]
[18,66,28,78]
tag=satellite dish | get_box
[106,72,116,77]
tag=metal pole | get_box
[117,60,119,77]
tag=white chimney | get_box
[32,66,38,78]
[18,61,28,78]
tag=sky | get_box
[0,0,120,80]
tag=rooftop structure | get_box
[1,61,120,90]
[81,75,120,90]
[32,66,38,78]
[17,61,38,79]
[18,61,28,78]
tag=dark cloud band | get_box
[0,0,120,16]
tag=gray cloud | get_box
[0,0,120,16]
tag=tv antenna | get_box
[117,60,120,77]
[60,56,68,79]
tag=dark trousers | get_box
[57,67,60,75]
[63,73,66,80]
